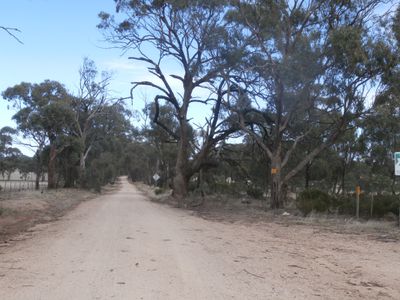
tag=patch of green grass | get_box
[154,187,164,195]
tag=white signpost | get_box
[395,152,400,176]
[153,173,160,182]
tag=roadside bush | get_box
[297,189,333,216]
[83,167,102,192]
[209,181,245,196]
[334,194,399,218]
[213,181,236,195]
[246,185,264,199]
[154,187,164,195]
[370,194,399,218]
[333,195,356,215]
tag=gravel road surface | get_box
[0,177,399,299]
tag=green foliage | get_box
[332,195,356,215]
[83,152,118,192]
[211,181,238,195]
[154,187,164,195]
[297,189,333,216]
[370,195,400,217]
[335,193,400,218]
[246,185,264,199]
[299,191,400,219]
[0,126,20,176]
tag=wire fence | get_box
[0,180,47,193]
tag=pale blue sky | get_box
[0,0,146,129]
[0,0,203,147]
[0,0,211,156]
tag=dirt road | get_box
[0,177,399,299]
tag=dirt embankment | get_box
[0,184,119,241]
[135,182,400,242]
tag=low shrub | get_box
[246,185,264,199]
[370,194,399,218]
[297,189,333,216]
[333,195,356,215]
[154,187,164,195]
[335,193,400,218]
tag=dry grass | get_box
[133,182,400,241]
[0,182,122,241]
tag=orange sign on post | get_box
[271,168,278,175]
[355,185,361,219]
[356,185,361,195]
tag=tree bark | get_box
[47,143,57,189]
[79,152,86,187]
[34,147,44,190]
[340,153,348,195]
[172,115,190,205]
[305,161,311,189]
[35,172,40,190]
[35,164,42,190]
[172,171,189,205]
[391,174,396,196]
[78,141,92,188]
[270,155,284,209]
[78,150,88,187]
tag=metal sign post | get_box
[395,153,400,227]
[153,173,160,185]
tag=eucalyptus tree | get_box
[0,126,16,156]
[361,6,400,194]
[140,103,180,186]
[0,126,19,178]
[17,155,36,180]
[226,0,392,208]
[2,81,74,189]
[82,103,134,189]
[71,58,114,186]
[98,0,241,203]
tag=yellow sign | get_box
[271,168,278,174]
[355,186,361,195]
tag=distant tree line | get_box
[1,58,133,191]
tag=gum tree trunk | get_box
[47,143,57,189]
[172,109,190,206]
[270,155,284,209]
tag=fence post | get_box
[370,194,374,218]
[356,186,360,220]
